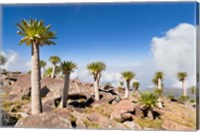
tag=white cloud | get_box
[70,66,141,88]
[3,50,31,72]
[151,23,196,88]
[70,67,122,86]
[71,68,93,82]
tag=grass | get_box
[85,103,113,118]
[134,117,162,129]
[117,87,124,91]
[113,118,121,123]
[69,113,77,122]
[178,95,189,102]
[77,98,86,103]
[162,99,196,129]
[167,94,175,100]
[1,99,30,113]
[82,118,100,128]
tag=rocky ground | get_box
[0,70,197,130]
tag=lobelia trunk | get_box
[61,73,70,108]
[42,67,45,78]
[124,81,130,99]
[51,65,56,78]
[158,78,162,89]
[157,78,163,108]
[31,43,42,114]
[94,79,100,101]
[182,80,187,97]
[135,87,139,95]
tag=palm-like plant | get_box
[87,61,106,101]
[139,92,158,109]
[154,71,164,89]
[49,56,61,78]
[119,81,124,87]
[189,86,196,100]
[139,91,158,119]
[152,77,158,89]
[44,67,53,77]
[17,19,56,114]
[177,72,188,97]
[39,60,47,78]
[0,54,7,70]
[121,71,135,99]
[60,61,77,108]
[133,81,140,93]
[153,72,164,108]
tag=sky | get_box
[0,2,197,89]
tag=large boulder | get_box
[87,112,126,129]
[0,71,21,86]
[9,75,31,101]
[42,77,94,99]
[110,99,135,121]
[15,109,72,128]
[72,110,126,129]
[0,109,18,126]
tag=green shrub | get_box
[135,118,162,129]
[189,99,195,103]
[167,94,175,100]
[153,89,163,97]
[139,91,158,109]
[117,87,123,91]
[179,95,189,102]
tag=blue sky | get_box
[0,2,197,88]
[2,2,196,66]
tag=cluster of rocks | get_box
[0,70,196,130]
[14,100,142,129]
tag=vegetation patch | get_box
[134,117,162,129]
[69,114,77,122]
[1,100,29,113]
[82,118,100,128]
[179,95,189,102]
[85,104,113,118]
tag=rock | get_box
[42,99,55,112]
[0,86,12,95]
[76,118,86,128]
[3,80,12,86]
[87,112,126,129]
[91,100,110,107]
[91,91,116,107]
[15,112,29,118]
[40,86,50,97]
[121,112,133,122]
[15,109,72,128]
[110,99,135,121]
[42,77,94,99]
[21,87,31,100]
[161,120,191,130]
[123,121,141,129]
[0,109,18,126]
[133,104,143,117]
[10,105,21,113]
[103,84,114,91]
[111,95,122,104]
[10,75,31,101]
[6,77,18,82]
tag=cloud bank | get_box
[151,23,196,88]
[2,50,31,72]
